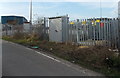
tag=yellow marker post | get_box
[70,22,74,25]
[92,21,96,26]
[82,21,86,25]
[96,20,100,23]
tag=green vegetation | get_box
[2,33,120,76]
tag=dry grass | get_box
[2,34,120,76]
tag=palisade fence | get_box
[68,18,120,49]
[2,17,120,50]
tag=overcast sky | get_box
[0,0,119,21]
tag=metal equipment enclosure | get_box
[49,16,69,43]
[23,22,31,32]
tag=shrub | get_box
[12,32,25,39]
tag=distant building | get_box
[1,16,28,25]
[118,1,120,18]
[1,16,29,35]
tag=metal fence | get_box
[2,24,24,36]
[2,16,120,49]
[68,18,120,49]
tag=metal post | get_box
[83,19,85,46]
[114,18,117,49]
[114,18,117,48]
[80,20,82,46]
[106,19,108,46]
[107,19,110,47]
[116,18,119,49]
[118,18,120,50]
[98,19,101,46]
[101,18,104,46]
[109,19,112,47]
[76,19,79,44]
[86,19,88,46]
[93,18,96,45]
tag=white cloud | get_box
[69,14,88,20]
[79,1,118,18]
[0,3,30,20]
[0,0,119,20]
[80,2,118,9]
